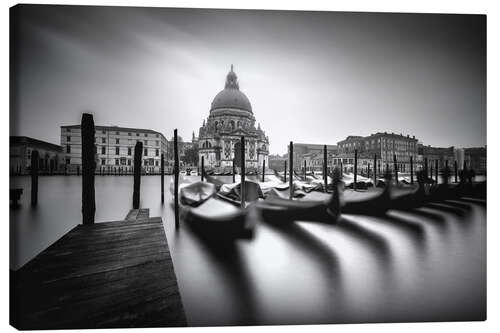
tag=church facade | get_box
[197,65,269,170]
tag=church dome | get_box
[210,65,252,113]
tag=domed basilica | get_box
[197,65,269,170]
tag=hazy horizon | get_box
[11,5,486,155]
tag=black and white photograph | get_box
[8,3,488,330]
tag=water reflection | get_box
[10,176,486,325]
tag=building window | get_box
[115,159,119,165]
[155,160,159,166]
[101,146,105,155]
[127,159,131,166]
[128,147,132,155]
[145,140,148,145]
[67,136,71,142]
[115,147,119,155]
[145,133,148,137]
[128,132,131,136]
[101,159,106,165]
[66,158,70,164]
[155,149,159,156]
[156,140,159,146]
[102,130,106,134]
[144,148,148,156]
[116,131,119,135]
[116,138,119,144]
[156,134,159,138]
[102,137,106,144]
[66,145,70,153]
[136,133,139,136]
[66,128,71,132]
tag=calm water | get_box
[10,175,486,325]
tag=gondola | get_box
[171,180,255,240]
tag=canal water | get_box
[10,175,486,325]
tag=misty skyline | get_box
[11,5,486,155]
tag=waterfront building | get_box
[61,125,168,173]
[291,143,338,172]
[197,65,269,170]
[337,132,419,173]
[10,136,63,175]
[465,147,487,174]
[418,145,455,171]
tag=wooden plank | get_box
[11,216,186,329]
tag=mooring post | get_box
[161,153,165,204]
[367,163,371,180]
[240,136,246,208]
[373,154,377,187]
[133,141,143,209]
[424,157,428,180]
[393,154,398,185]
[435,159,439,184]
[430,163,433,182]
[445,160,449,184]
[174,129,179,228]
[201,155,205,181]
[289,141,294,200]
[30,150,39,206]
[303,159,306,180]
[354,149,358,190]
[81,113,95,225]
[323,145,327,192]
[262,159,265,182]
[410,155,414,185]
[454,160,458,183]
[77,166,80,176]
[284,160,287,183]
[232,158,236,183]
[340,161,343,177]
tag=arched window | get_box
[237,121,241,128]
[230,120,235,131]
[214,121,218,132]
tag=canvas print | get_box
[9,4,486,329]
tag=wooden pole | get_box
[424,158,428,180]
[81,113,95,225]
[393,154,398,185]
[454,160,458,183]
[232,158,236,183]
[161,153,164,204]
[289,141,293,200]
[30,150,39,206]
[410,155,414,185]
[445,160,449,184]
[373,154,377,187]
[430,163,433,182]
[284,160,287,183]
[133,141,143,209]
[435,159,439,184]
[367,163,371,180]
[240,136,246,208]
[354,149,358,190]
[303,159,306,180]
[174,129,179,228]
[201,155,205,181]
[262,159,266,182]
[323,145,327,192]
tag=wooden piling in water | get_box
[232,158,236,183]
[303,159,306,180]
[262,159,266,182]
[81,113,95,225]
[367,163,371,180]
[393,154,398,184]
[430,164,433,182]
[161,153,164,204]
[240,136,246,208]
[354,149,358,191]
[373,154,377,187]
[289,141,293,200]
[323,145,327,192]
[424,158,429,180]
[410,155,414,185]
[445,160,449,184]
[284,160,287,183]
[435,160,439,184]
[30,150,39,206]
[133,141,143,210]
[174,129,179,228]
[201,155,205,181]
[454,160,458,183]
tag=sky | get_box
[10,5,486,155]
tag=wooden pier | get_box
[10,211,186,330]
